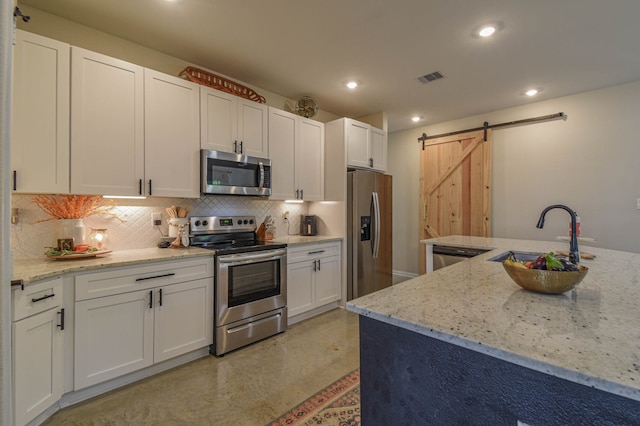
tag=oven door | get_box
[216,248,287,326]
[201,149,271,196]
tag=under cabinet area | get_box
[287,242,341,322]
[12,277,65,426]
[200,86,269,158]
[73,257,214,390]
[268,108,325,201]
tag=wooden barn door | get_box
[419,130,492,273]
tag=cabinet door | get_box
[200,87,237,153]
[75,290,153,390]
[13,308,64,426]
[70,47,144,196]
[11,30,70,194]
[144,69,200,198]
[315,255,341,306]
[237,98,268,158]
[268,108,297,200]
[370,127,387,172]
[154,279,213,363]
[296,118,324,201]
[287,261,315,317]
[346,119,370,169]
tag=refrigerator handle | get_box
[372,191,381,259]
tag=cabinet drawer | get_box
[12,277,63,321]
[75,256,214,301]
[288,242,341,263]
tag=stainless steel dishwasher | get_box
[432,245,490,271]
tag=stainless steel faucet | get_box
[536,204,580,264]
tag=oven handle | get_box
[218,249,287,265]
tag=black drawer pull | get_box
[13,170,17,191]
[31,293,55,303]
[159,288,163,307]
[58,308,65,330]
[308,250,325,255]
[149,290,153,309]
[135,273,175,282]
[317,259,321,271]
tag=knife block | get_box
[256,223,274,240]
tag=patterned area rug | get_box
[268,369,361,426]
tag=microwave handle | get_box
[258,161,265,191]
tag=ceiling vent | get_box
[417,71,445,84]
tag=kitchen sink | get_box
[487,250,564,263]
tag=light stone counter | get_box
[12,247,213,285]
[347,236,640,402]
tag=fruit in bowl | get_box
[73,244,90,252]
[503,251,588,294]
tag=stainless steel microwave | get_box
[201,149,271,196]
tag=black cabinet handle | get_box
[138,179,143,195]
[308,250,325,255]
[317,259,321,271]
[300,189,304,200]
[159,288,163,307]
[312,260,317,272]
[233,140,238,153]
[135,273,175,282]
[240,141,243,154]
[148,290,153,309]
[12,170,17,191]
[31,293,55,303]
[148,179,152,196]
[57,308,65,330]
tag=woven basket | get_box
[179,66,266,104]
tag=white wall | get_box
[389,81,640,275]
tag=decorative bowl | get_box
[502,261,588,294]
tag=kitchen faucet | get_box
[536,204,580,264]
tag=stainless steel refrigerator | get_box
[347,170,393,300]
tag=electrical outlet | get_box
[283,210,289,222]
[151,213,162,227]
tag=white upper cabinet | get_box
[345,118,387,172]
[201,87,268,158]
[11,30,70,194]
[70,47,145,196]
[268,108,324,201]
[296,117,325,201]
[144,69,200,198]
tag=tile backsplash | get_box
[11,194,308,260]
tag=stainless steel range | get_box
[189,215,287,356]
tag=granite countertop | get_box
[12,236,343,284]
[12,247,214,284]
[347,236,640,402]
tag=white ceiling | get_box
[19,0,640,133]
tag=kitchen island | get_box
[346,236,640,425]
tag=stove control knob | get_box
[194,220,201,227]
[243,219,248,225]
[202,220,208,227]
[249,219,254,224]
[237,219,242,225]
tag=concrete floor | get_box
[43,308,360,426]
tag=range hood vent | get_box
[417,71,444,84]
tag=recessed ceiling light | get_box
[345,81,359,89]
[478,26,496,37]
[525,89,540,97]
[411,116,423,123]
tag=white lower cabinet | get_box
[12,277,65,426]
[287,242,341,319]
[74,257,213,390]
